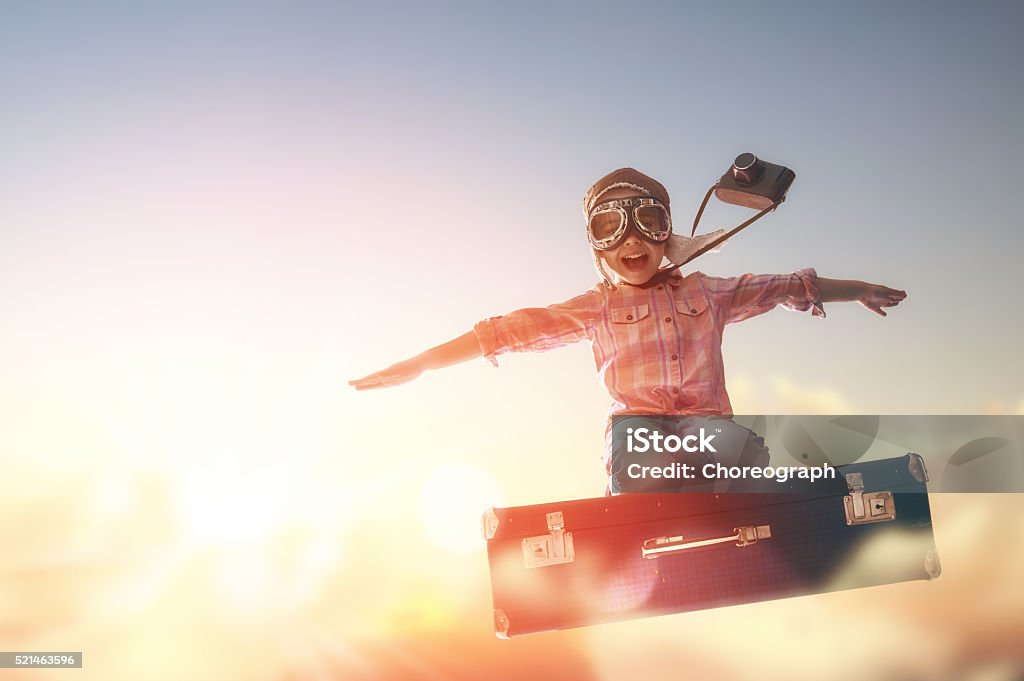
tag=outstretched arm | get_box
[349,331,482,390]
[817,277,907,317]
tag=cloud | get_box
[729,374,854,414]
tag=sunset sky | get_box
[2,2,1023,680]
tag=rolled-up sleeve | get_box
[474,287,605,366]
[701,268,826,325]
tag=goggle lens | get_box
[589,210,624,243]
[635,204,670,235]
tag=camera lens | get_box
[732,153,764,185]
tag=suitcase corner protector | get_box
[493,609,511,638]
[481,508,500,540]
[925,547,941,580]
[907,452,929,483]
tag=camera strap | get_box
[641,185,779,288]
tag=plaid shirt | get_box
[474,268,824,418]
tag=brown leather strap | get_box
[639,196,779,288]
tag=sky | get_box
[2,2,1023,680]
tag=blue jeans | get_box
[606,415,770,494]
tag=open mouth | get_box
[620,252,650,272]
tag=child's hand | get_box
[349,331,482,392]
[349,359,424,390]
[858,284,907,317]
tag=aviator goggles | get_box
[586,196,672,251]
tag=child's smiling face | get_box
[595,187,668,286]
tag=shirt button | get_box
[671,354,678,360]
[664,317,672,323]
[690,308,697,314]
[657,285,664,291]
[626,314,633,320]
[672,388,679,394]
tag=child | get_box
[350,168,907,493]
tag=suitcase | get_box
[481,453,939,637]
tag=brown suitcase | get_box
[482,454,939,637]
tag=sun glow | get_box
[418,463,504,554]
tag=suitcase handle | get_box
[641,525,772,559]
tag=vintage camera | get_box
[674,152,797,270]
[714,153,795,210]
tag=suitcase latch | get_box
[844,472,896,525]
[522,511,575,569]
